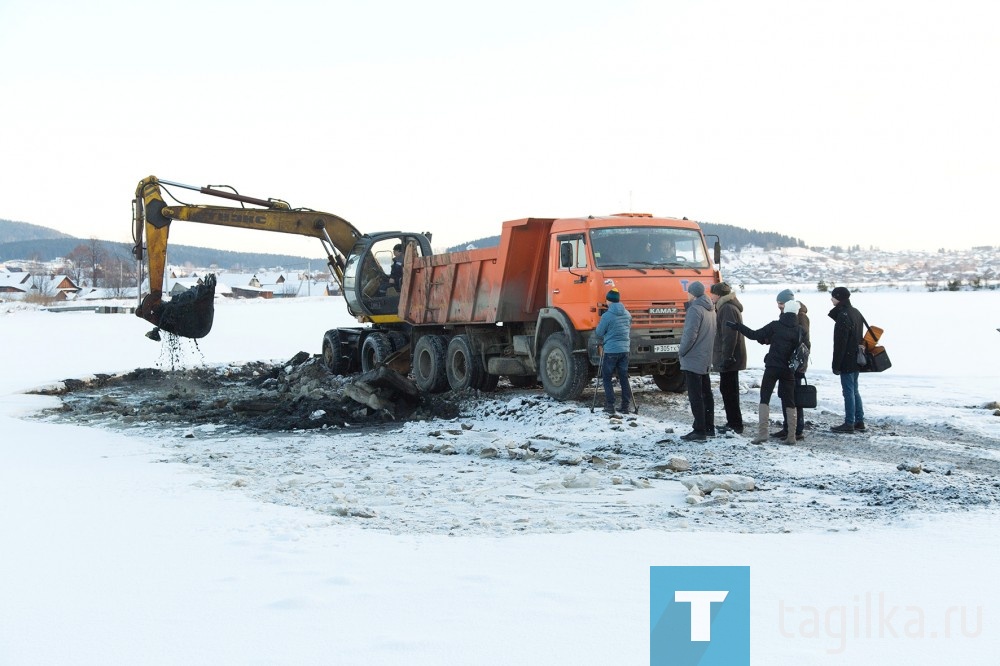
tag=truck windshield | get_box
[590,227,710,269]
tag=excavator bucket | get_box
[137,275,217,340]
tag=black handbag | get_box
[794,377,817,409]
[858,316,891,373]
[863,347,892,372]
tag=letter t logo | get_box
[674,590,729,641]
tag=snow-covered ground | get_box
[1,286,999,664]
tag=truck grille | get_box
[631,304,686,328]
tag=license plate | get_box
[654,344,679,353]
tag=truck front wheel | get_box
[413,335,448,393]
[652,368,687,393]
[539,333,588,401]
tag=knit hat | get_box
[831,286,851,302]
[710,282,732,296]
[784,300,801,315]
[606,288,620,302]
[776,288,795,304]
[687,281,705,298]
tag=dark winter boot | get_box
[831,422,855,433]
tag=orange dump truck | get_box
[395,213,721,400]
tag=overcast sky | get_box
[2,0,998,256]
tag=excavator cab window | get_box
[344,234,425,318]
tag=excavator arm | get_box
[132,176,363,338]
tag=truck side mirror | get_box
[560,242,574,268]
[714,241,721,265]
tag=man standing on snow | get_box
[709,282,746,434]
[829,286,866,433]
[678,281,717,441]
[595,287,634,415]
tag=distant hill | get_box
[0,219,324,270]
[699,222,803,250]
[0,219,74,243]
[444,221,803,253]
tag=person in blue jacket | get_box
[595,288,634,415]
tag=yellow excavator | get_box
[131,175,432,373]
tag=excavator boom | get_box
[132,176,363,338]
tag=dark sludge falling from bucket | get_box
[157,274,217,339]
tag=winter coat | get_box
[829,301,865,374]
[732,311,803,371]
[679,294,716,374]
[712,293,747,372]
[595,302,632,354]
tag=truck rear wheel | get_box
[539,332,589,401]
[413,335,448,393]
[653,369,686,393]
[322,329,351,376]
[446,335,486,391]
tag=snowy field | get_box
[2,285,999,664]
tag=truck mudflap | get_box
[138,274,217,340]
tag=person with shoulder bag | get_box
[771,291,811,441]
[828,286,866,433]
[709,282,746,434]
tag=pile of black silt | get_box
[31,352,462,432]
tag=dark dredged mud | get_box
[29,352,463,432]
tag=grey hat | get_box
[776,288,795,304]
[687,281,705,298]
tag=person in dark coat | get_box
[389,244,404,292]
[595,288,634,415]
[678,281,717,441]
[772,294,811,441]
[709,282,746,433]
[828,286,866,433]
[727,299,804,444]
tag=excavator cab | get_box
[341,232,433,321]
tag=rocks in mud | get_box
[650,457,691,473]
[678,474,754,505]
[680,474,755,494]
[897,461,924,474]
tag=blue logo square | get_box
[650,566,750,665]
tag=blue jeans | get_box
[602,352,633,410]
[840,371,864,424]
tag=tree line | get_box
[445,223,804,253]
